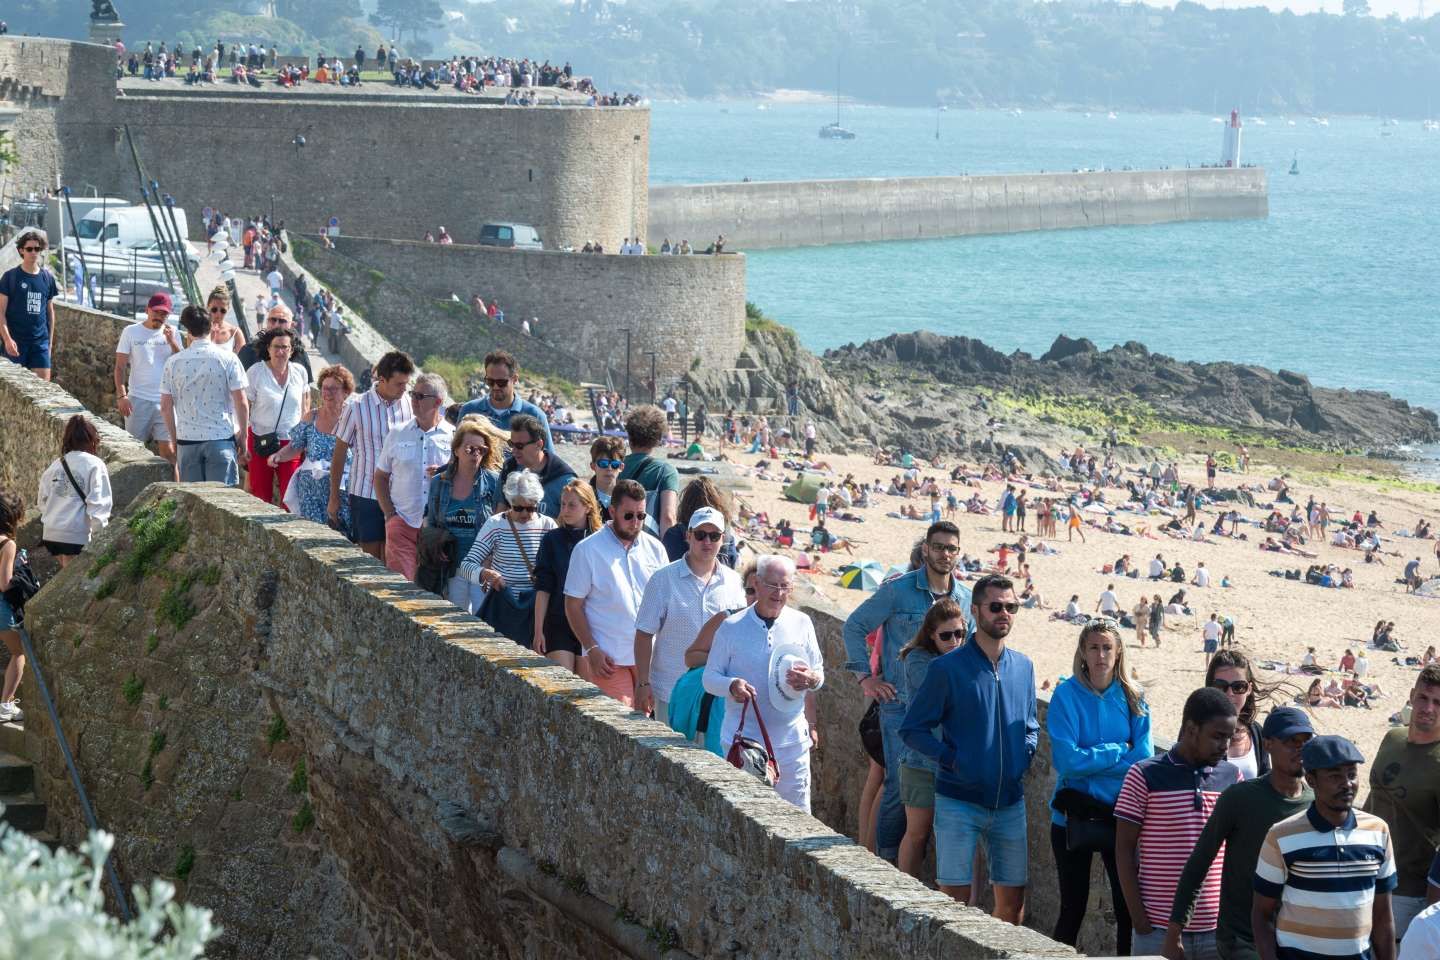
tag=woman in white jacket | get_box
[38,415,113,568]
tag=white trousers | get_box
[448,575,483,615]
[773,739,813,813]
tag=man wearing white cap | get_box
[703,554,824,812]
[634,506,747,723]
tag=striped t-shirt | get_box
[1255,806,1397,960]
[460,514,557,592]
[1115,748,1244,932]
[335,387,413,500]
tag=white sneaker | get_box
[0,701,22,723]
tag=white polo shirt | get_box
[635,556,746,701]
[374,417,453,528]
[564,524,668,664]
[702,605,824,750]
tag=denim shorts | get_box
[0,593,18,631]
[934,795,1028,887]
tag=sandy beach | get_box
[719,444,1440,761]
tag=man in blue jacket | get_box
[901,573,1037,925]
[843,521,973,864]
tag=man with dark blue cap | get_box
[1165,707,1315,960]
[1254,735,1397,960]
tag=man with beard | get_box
[564,479,667,707]
[843,521,972,864]
[900,574,1036,925]
[1254,736,1396,960]
[1116,687,1242,960]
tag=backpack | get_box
[0,537,40,621]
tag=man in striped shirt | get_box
[328,351,414,560]
[1254,735,1397,960]
[1116,686,1243,960]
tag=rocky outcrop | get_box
[826,332,1439,451]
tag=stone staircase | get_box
[0,719,55,847]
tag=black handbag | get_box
[252,371,293,459]
[477,518,537,645]
[0,537,40,621]
[415,525,457,597]
[1055,787,1118,854]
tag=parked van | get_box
[478,222,543,250]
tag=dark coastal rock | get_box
[824,332,1439,450]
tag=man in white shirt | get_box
[330,350,415,560]
[633,507,746,723]
[703,553,824,812]
[1192,562,1211,588]
[160,303,249,485]
[1095,583,1120,616]
[1149,554,1167,579]
[1400,899,1440,960]
[804,419,817,458]
[115,292,181,474]
[1202,613,1223,669]
[374,372,453,581]
[265,267,284,296]
[564,479,668,707]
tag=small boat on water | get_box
[1107,111,1117,120]
[819,121,856,140]
[1289,152,1299,176]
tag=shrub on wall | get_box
[0,813,218,958]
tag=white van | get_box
[72,206,191,249]
[478,222,543,250]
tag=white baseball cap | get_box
[688,506,726,532]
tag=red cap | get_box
[147,292,173,312]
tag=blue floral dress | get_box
[287,417,351,528]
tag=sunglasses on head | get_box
[1211,679,1251,695]
[595,458,623,470]
[618,509,646,522]
[690,529,722,542]
[985,601,1020,614]
[936,628,966,642]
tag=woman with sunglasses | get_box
[424,415,504,613]
[533,480,603,676]
[895,598,968,879]
[588,435,625,520]
[1205,649,1269,779]
[460,469,556,645]
[204,285,245,354]
[1047,619,1151,954]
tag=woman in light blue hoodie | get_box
[1047,620,1152,955]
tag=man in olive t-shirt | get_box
[1166,708,1315,960]
[1365,665,1440,941]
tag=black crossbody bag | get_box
[252,372,293,459]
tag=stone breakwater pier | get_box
[648,167,1269,249]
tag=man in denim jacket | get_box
[842,520,972,863]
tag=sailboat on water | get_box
[819,70,856,139]
[1289,151,1299,176]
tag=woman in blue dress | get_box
[268,364,354,529]
[424,415,504,612]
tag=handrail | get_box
[17,624,133,921]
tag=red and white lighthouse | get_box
[1221,109,1242,168]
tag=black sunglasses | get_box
[936,628,966,642]
[690,529,722,542]
[1211,679,1251,695]
[510,504,536,515]
[985,602,1020,614]
[618,510,646,522]
[744,586,756,596]
[484,376,513,387]
[19,245,44,253]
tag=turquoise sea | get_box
[648,102,1440,428]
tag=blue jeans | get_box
[177,439,238,485]
[1131,926,1217,960]
[934,795,1028,887]
[876,701,908,860]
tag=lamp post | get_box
[644,350,657,404]
[622,327,632,401]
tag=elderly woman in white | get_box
[702,554,824,812]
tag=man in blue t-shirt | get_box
[454,349,554,454]
[0,229,60,380]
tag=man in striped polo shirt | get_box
[328,351,415,560]
[1116,686,1243,960]
[1254,735,1397,960]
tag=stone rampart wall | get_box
[648,168,1270,250]
[294,235,746,384]
[23,484,1077,960]
[51,301,133,422]
[0,37,647,251]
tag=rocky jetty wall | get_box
[649,168,1268,250]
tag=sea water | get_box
[649,102,1440,420]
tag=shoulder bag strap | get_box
[271,367,293,434]
[60,454,89,501]
[507,517,535,578]
[738,695,778,760]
